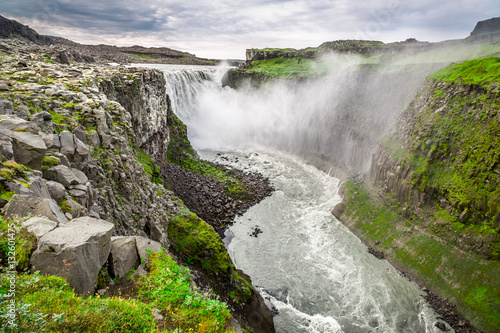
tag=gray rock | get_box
[135,236,162,264]
[94,109,108,134]
[9,130,47,170]
[75,137,89,157]
[71,168,88,184]
[31,111,52,125]
[3,194,68,224]
[0,84,9,91]
[53,152,70,168]
[44,165,80,187]
[73,129,87,144]
[109,236,140,279]
[59,130,75,156]
[87,132,100,147]
[63,198,87,218]
[28,177,52,199]
[41,133,61,151]
[0,135,13,159]
[89,203,101,218]
[46,180,67,203]
[30,216,114,295]
[21,216,58,238]
[0,117,38,134]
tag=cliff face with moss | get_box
[334,57,500,333]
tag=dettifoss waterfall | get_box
[133,62,453,333]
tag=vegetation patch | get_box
[137,148,162,185]
[0,216,37,272]
[245,57,328,79]
[430,57,500,86]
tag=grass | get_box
[430,57,500,85]
[343,182,500,333]
[246,57,328,79]
[41,156,61,173]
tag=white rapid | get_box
[135,63,453,332]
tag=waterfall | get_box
[135,57,431,173]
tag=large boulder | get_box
[30,217,114,295]
[44,165,81,187]
[46,180,67,203]
[135,236,162,264]
[108,236,140,279]
[3,194,68,225]
[59,130,75,156]
[5,129,47,170]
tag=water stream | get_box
[133,63,453,332]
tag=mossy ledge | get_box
[334,58,500,333]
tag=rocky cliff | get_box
[0,36,274,332]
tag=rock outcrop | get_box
[30,217,114,295]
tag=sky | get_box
[0,0,499,59]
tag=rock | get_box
[74,129,87,144]
[21,216,58,238]
[0,198,8,208]
[135,236,162,264]
[3,194,68,224]
[44,165,80,187]
[332,202,346,219]
[63,198,87,218]
[59,130,75,156]
[108,236,140,279]
[0,117,38,134]
[30,216,114,295]
[0,84,9,91]
[71,168,88,184]
[46,180,67,203]
[53,152,70,168]
[28,177,52,199]
[41,133,61,151]
[31,111,52,125]
[9,130,47,170]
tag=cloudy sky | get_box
[0,0,498,59]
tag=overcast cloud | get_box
[0,0,498,59]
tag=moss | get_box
[0,216,37,272]
[245,57,328,79]
[136,148,162,185]
[49,110,71,126]
[430,57,500,86]
[41,156,61,173]
[168,213,231,274]
[60,199,72,213]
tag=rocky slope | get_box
[0,35,274,332]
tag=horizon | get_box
[0,1,499,59]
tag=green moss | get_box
[136,148,162,185]
[0,216,37,272]
[136,250,233,331]
[246,57,328,79]
[49,111,71,126]
[168,213,231,273]
[60,199,72,213]
[41,156,61,173]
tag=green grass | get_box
[246,57,328,79]
[343,182,500,332]
[41,156,61,173]
[0,217,36,273]
[136,250,233,332]
[430,57,500,85]
[48,110,71,126]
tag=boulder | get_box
[63,198,87,218]
[8,130,47,170]
[108,236,140,279]
[135,236,162,264]
[71,168,88,184]
[0,117,38,134]
[3,194,68,225]
[332,202,346,220]
[44,165,80,187]
[28,177,52,199]
[41,133,61,151]
[30,217,114,295]
[21,216,57,239]
[46,180,66,203]
[59,130,75,156]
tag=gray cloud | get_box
[0,0,499,58]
